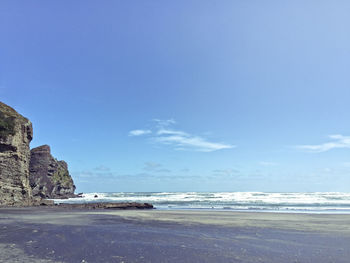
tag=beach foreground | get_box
[1,208,350,263]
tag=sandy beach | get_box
[1,208,350,262]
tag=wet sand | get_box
[1,207,350,262]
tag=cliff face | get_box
[29,145,76,199]
[0,102,33,206]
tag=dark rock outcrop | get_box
[0,102,33,206]
[57,202,154,210]
[29,145,76,199]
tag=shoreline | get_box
[51,191,350,215]
[1,207,350,262]
[144,206,350,215]
[51,201,350,215]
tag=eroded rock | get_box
[57,202,154,210]
[29,145,76,199]
[0,102,33,206]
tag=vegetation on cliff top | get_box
[0,102,30,139]
[52,161,73,187]
[0,111,15,139]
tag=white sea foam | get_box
[52,192,350,213]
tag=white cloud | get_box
[130,119,234,152]
[153,119,176,128]
[155,134,234,152]
[297,134,350,153]
[157,129,188,136]
[128,129,152,136]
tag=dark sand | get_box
[1,208,350,262]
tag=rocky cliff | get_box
[29,145,76,199]
[0,102,33,206]
[0,101,76,206]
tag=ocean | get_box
[53,192,350,213]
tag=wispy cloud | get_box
[157,129,188,136]
[155,133,233,152]
[153,119,176,128]
[74,170,114,179]
[73,169,195,181]
[297,135,350,153]
[129,119,234,152]
[128,129,152,136]
[143,162,171,173]
[143,162,162,171]
[212,169,240,177]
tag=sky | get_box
[1,0,350,193]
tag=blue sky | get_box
[1,0,350,192]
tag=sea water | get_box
[52,192,350,213]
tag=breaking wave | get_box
[53,192,350,213]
